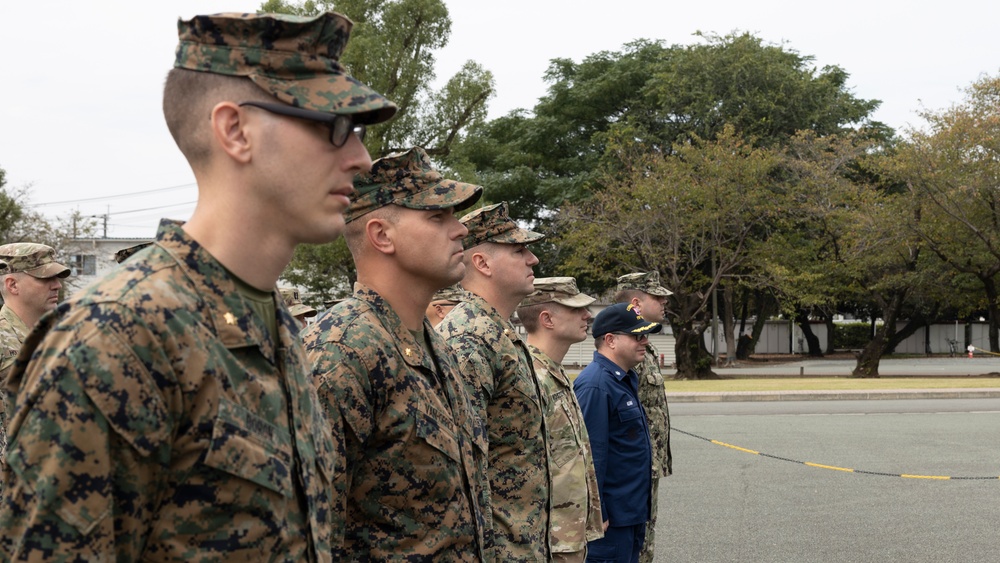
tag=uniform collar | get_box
[351,282,443,371]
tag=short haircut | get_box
[613,288,646,304]
[162,68,274,167]
[344,204,402,259]
[517,302,546,333]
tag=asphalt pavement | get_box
[666,356,1000,403]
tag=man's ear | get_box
[469,251,491,277]
[210,102,253,164]
[366,217,396,256]
[540,310,555,330]
[3,275,18,295]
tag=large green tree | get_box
[887,73,1000,352]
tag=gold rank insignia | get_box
[405,348,413,357]
[224,312,237,325]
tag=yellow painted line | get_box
[805,462,855,473]
[712,440,759,455]
[901,474,951,480]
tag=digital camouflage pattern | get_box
[527,344,604,561]
[460,202,545,249]
[615,271,673,297]
[431,283,467,305]
[636,347,672,563]
[347,147,483,223]
[280,287,317,319]
[0,220,337,562]
[113,241,153,264]
[0,242,70,278]
[302,283,488,560]
[174,12,397,123]
[0,304,29,482]
[437,291,551,561]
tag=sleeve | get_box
[305,337,373,559]
[574,383,610,525]
[445,333,494,418]
[0,307,173,561]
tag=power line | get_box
[30,182,196,207]
[110,201,197,216]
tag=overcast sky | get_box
[1,0,997,238]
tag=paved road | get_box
[652,399,1000,562]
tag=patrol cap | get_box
[347,147,483,223]
[431,283,466,305]
[460,202,544,249]
[616,271,672,297]
[0,243,71,279]
[174,12,396,124]
[280,287,317,318]
[592,302,662,339]
[114,241,154,264]
[520,277,595,308]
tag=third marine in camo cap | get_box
[347,147,483,223]
[174,11,396,123]
[280,287,318,319]
[616,271,673,297]
[0,243,71,279]
[520,277,596,308]
[460,202,544,249]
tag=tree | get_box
[887,73,1000,352]
[557,127,784,379]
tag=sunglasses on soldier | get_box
[239,101,366,148]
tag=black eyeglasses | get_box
[612,332,649,342]
[239,101,366,148]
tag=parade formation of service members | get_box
[0,9,674,563]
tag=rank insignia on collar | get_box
[224,312,237,325]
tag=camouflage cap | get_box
[114,241,154,264]
[616,271,673,297]
[460,202,544,249]
[520,277,596,308]
[431,283,467,305]
[591,302,662,338]
[0,243,70,279]
[347,147,483,223]
[174,12,396,123]
[280,287,317,318]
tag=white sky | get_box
[1,0,997,238]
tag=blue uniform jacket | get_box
[573,351,652,528]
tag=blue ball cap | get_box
[592,303,663,338]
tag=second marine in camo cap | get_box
[461,202,544,248]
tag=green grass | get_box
[663,377,1000,393]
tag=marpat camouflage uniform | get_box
[303,283,489,560]
[438,291,551,561]
[0,220,337,561]
[527,344,604,562]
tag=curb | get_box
[666,388,1000,403]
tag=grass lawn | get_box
[663,377,1000,393]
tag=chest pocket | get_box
[550,392,583,468]
[414,407,462,464]
[645,370,664,386]
[617,398,643,424]
[203,398,295,497]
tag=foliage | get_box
[833,323,872,349]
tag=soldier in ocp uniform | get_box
[303,147,488,559]
[0,243,70,476]
[280,287,318,329]
[615,271,674,563]
[437,202,552,561]
[427,283,465,328]
[0,11,395,561]
[517,277,604,562]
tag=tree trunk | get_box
[721,285,737,366]
[852,331,884,378]
[824,315,836,355]
[795,310,823,357]
[672,324,717,379]
[982,278,1000,353]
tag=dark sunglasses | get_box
[239,101,366,148]
[613,332,649,342]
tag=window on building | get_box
[70,254,97,276]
